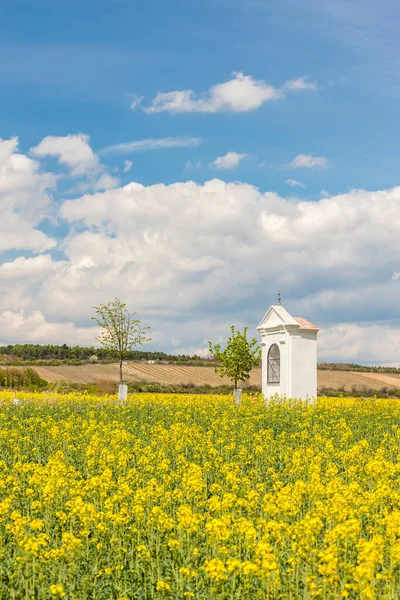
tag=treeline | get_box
[0,368,48,390]
[318,362,400,375]
[0,344,203,362]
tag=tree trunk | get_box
[119,358,123,384]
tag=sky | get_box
[1,0,400,364]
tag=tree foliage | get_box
[208,326,261,389]
[92,298,150,384]
[0,344,201,363]
[0,367,47,390]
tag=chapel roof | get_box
[293,316,319,330]
[257,305,319,332]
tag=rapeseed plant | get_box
[0,391,400,598]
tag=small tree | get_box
[208,326,261,390]
[92,298,150,384]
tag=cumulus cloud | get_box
[0,310,99,345]
[2,142,400,364]
[285,179,305,188]
[30,133,123,193]
[193,347,212,359]
[91,173,120,191]
[210,152,249,170]
[55,181,400,362]
[0,255,65,280]
[123,160,133,173]
[0,137,56,253]
[31,133,99,175]
[319,323,400,366]
[101,136,203,154]
[59,182,400,303]
[289,154,328,168]
[142,72,317,114]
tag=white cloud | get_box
[0,310,99,345]
[31,133,121,192]
[101,136,203,155]
[284,76,318,91]
[31,133,99,175]
[92,173,120,191]
[285,179,305,188]
[185,160,202,170]
[129,94,143,110]
[289,154,328,169]
[0,255,65,280]
[175,256,225,272]
[123,160,133,173]
[3,142,400,365]
[210,152,249,170]
[319,323,400,366]
[193,347,212,359]
[57,182,400,352]
[143,72,317,114]
[0,137,56,253]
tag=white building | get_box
[257,304,319,401]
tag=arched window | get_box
[267,344,280,384]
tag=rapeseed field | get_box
[0,391,400,599]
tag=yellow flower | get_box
[179,567,197,577]
[156,580,171,592]
[29,518,44,531]
[241,561,259,576]
[49,584,66,597]
[204,558,228,582]
[1,390,400,597]
[167,537,179,550]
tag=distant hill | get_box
[1,344,399,375]
[318,362,400,375]
[7,363,400,396]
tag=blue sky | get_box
[1,0,400,363]
[2,0,400,193]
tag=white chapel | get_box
[257,304,319,401]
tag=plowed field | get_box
[27,364,262,387]
[12,364,400,392]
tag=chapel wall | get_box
[289,331,318,400]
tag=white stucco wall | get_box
[288,330,318,400]
[261,329,290,398]
[258,306,318,402]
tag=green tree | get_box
[92,298,150,384]
[208,326,261,390]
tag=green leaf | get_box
[208,325,261,389]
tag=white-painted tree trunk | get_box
[233,388,242,405]
[118,384,128,402]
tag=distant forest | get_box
[0,344,202,362]
[318,362,400,375]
